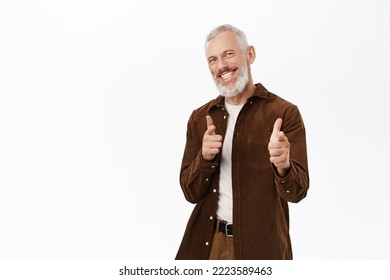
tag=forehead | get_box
[205,31,242,57]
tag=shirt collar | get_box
[207,83,269,113]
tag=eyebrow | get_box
[224,49,235,54]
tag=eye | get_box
[225,51,234,58]
[208,57,216,64]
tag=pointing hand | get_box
[202,115,223,161]
[268,118,291,176]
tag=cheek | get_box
[209,66,218,77]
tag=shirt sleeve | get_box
[273,105,309,203]
[179,111,219,204]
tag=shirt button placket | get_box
[206,216,214,247]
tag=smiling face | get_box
[205,31,252,97]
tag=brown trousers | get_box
[208,220,235,260]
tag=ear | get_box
[246,45,256,65]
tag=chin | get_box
[217,85,241,97]
[216,79,247,97]
[214,66,249,97]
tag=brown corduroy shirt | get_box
[176,83,309,260]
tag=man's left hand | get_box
[268,118,291,176]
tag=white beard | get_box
[213,66,249,98]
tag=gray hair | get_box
[205,24,249,51]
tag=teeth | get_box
[221,71,234,80]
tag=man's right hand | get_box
[202,115,223,161]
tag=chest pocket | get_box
[245,132,272,171]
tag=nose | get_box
[216,57,228,72]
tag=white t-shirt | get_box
[216,100,244,223]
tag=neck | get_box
[226,81,256,105]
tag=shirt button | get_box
[223,115,227,119]
[205,242,209,246]
[211,165,216,169]
[213,189,217,193]
[281,180,286,184]
[205,178,209,182]
[286,190,290,194]
[210,216,213,220]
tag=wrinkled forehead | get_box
[205,31,243,57]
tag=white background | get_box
[0,0,389,260]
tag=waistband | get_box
[216,219,233,237]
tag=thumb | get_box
[206,115,216,135]
[272,118,283,136]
